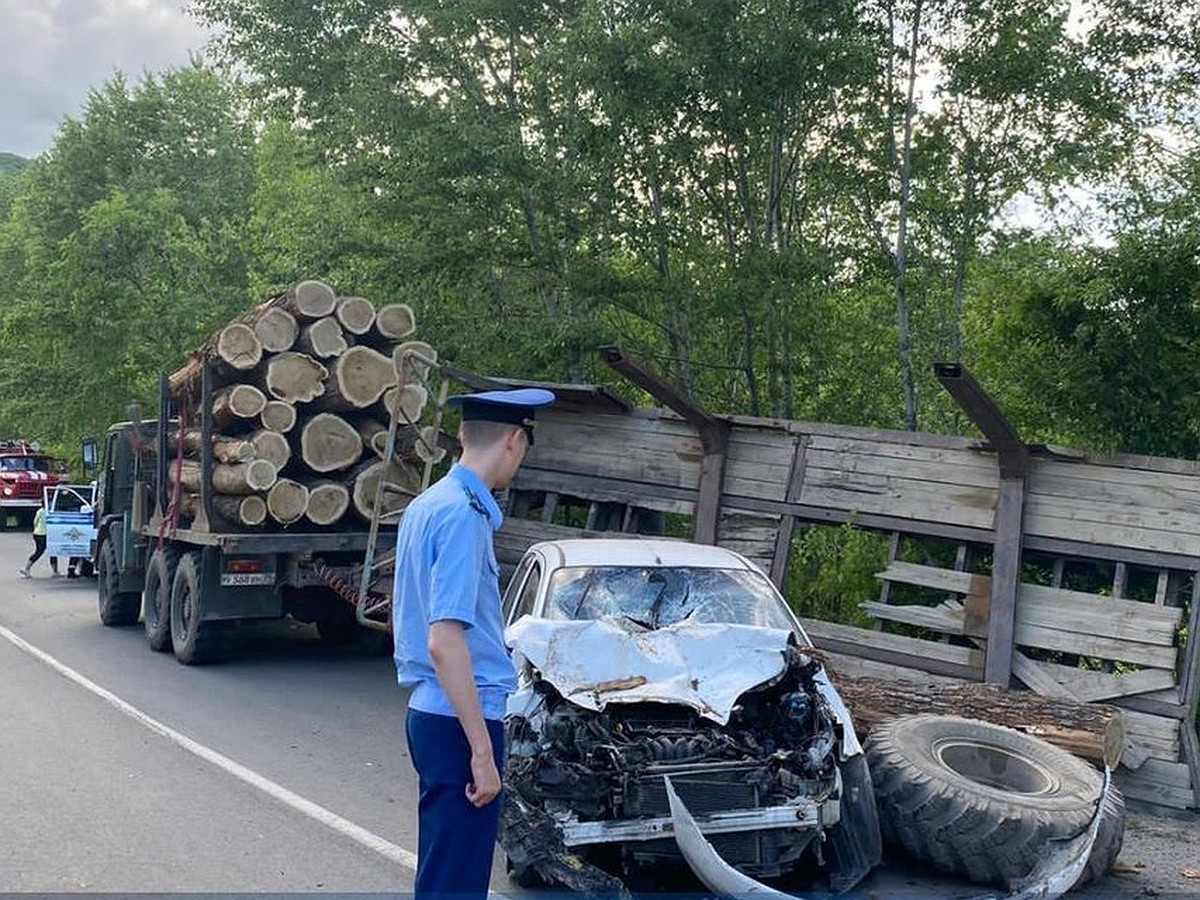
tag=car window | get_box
[514,563,541,621]
[503,556,535,623]
[544,565,797,632]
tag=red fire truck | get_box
[0,441,69,528]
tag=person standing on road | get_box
[19,502,59,579]
[393,388,554,899]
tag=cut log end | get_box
[249,429,292,469]
[380,382,429,424]
[263,352,328,404]
[260,401,298,434]
[306,481,351,526]
[216,323,263,371]
[336,296,377,335]
[213,384,268,430]
[267,478,310,526]
[352,459,423,524]
[374,303,416,340]
[297,316,349,358]
[254,306,300,353]
[319,346,395,411]
[394,341,437,385]
[289,280,338,320]
[301,413,364,473]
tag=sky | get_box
[0,0,212,158]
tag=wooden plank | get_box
[805,447,1001,490]
[1155,569,1170,606]
[1025,495,1200,550]
[1023,533,1200,572]
[1031,458,1200,500]
[514,467,697,516]
[821,651,964,687]
[807,433,1000,472]
[796,479,999,531]
[1116,761,1195,809]
[769,436,809,587]
[724,414,982,452]
[1113,562,1128,599]
[860,601,965,635]
[1181,718,1200,812]
[880,563,1183,646]
[1179,573,1200,725]
[540,492,559,524]
[1017,659,1177,703]
[1010,651,1082,701]
[1113,692,1187,721]
[1123,709,1181,760]
[985,476,1025,685]
[800,618,984,681]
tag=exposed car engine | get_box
[502,647,843,887]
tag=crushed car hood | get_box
[507,616,793,725]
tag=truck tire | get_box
[143,546,180,652]
[97,536,140,626]
[865,714,1124,888]
[170,552,233,665]
[317,601,392,655]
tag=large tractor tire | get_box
[169,552,233,665]
[865,714,1124,888]
[143,545,181,652]
[97,536,140,626]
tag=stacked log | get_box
[165,281,440,530]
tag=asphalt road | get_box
[1,529,1198,897]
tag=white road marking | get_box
[0,623,418,872]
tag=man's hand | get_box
[466,750,502,807]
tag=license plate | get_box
[220,572,276,587]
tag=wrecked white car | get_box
[499,539,882,894]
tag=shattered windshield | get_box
[544,565,797,632]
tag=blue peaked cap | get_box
[447,388,556,428]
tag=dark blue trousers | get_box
[405,708,506,900]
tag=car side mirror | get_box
[81,438,98,475]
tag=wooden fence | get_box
[494,402,1200,812]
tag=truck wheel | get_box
[865,714,1124,887]
[317,603,392,655]
[97,536,140,626]
[143,546,180,652]
[170,552,232,665]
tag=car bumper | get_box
[560,797,837,847]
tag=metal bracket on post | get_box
[355,350,445,632]
[934,363,1029,686]
[600,346,729,545]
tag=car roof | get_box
[529,538,756,571]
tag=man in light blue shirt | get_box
[393,387,553,899]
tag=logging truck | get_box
[93,281,431,665]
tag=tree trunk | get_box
[169,431,255,464]
[249,429,291,470]
[168,324,263,395]
[300,413,363,473]
[253,306,299,353]
[283,280,338,320]
[830,673,1125,768]
[180,493,268,527]
[260,352,328,404]
[317,346,396,411]
[260,400,297,434]
[378,383,429,425]
[266,478,309,525]
[215,322,263,373]
[305,480,351,526]
[335,296,376,336]
[393,341,437,385]
[374,303,416,341]
[170,459,277,495]
[383,424,447,464]
[296,316,349,358]
[351,458,423,523]
[212,384,267,431]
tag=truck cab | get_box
[0,440,68,528]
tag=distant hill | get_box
[0,153,31,176]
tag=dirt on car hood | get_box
[506,616,793,725]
